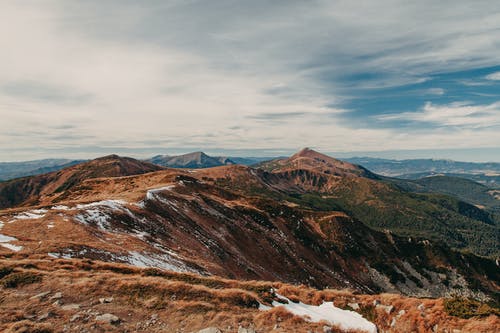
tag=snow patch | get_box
[0,243,23,252]
[0,234,17,242]
[47,247,199,274]
[74,200,131,230]
[140,185,180,211]
[75,200,127,210]
[124,251,192,272]
[0,233,23,252]
[260,294,377,333]
[10,209,47,220]
[51,205,70,210]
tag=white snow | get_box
[0,234,17,242]
[0,233,23,252]
[260,294,377,333]
[145,185,176,201]
[124,251,192,272]
[75,200,127,210]
[0,243,23,251]
[74,200,131,230]
[140,185,180,211]
[47,247,198,274]
[10,210,47,220]
[51,205,70,210]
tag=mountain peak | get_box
[292,147,327,159]
[147,151,234,168]
[259,148,377,181]
[95,154,122,161]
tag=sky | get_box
[1,0,500,162]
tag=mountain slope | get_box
[0,155,498,302]
[148,152,235,168]
[257,149,499,257]
[0,155,164,209]
[1,258,498,333]
[390,175,500,214]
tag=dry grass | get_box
[0,256,498,332]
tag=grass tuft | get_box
[1,272,42,288]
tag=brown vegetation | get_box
[0,256,498,332]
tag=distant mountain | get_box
[147,152,236,168]
[0,154,163,209]
[389,175,500,214]
[227,156,275,166]
[0,159,86,181]
[345,157,500,188]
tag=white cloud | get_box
[485,71,500,80]
[1,1,500,160]
[379,101,500,128]
[426,88,445,96]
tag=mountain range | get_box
[347,157,500,188]
[0,148,499,331]
[0,159,85,181]
[0,153,271,181]
[0,149,497,293]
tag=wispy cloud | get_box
[378,101,500,128]
[425,88,445,96]
[486,71,500,80]
[1,1,500,161]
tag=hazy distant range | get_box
[1,152,500,188]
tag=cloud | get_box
[378,101,500,128]
[485,71,500,80]
[1,1,500,161]
[426,88,445,96]
[2,80,92,104]
[247,112,308,121]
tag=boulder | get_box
[198,328,222,333]
[95,313,120,325]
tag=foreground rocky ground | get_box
[0,255,498,333]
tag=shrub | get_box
[444,297,500,319]
[1,272,42,288]
[359,304,377,322]
[0,266,14,279]
[4,320,52,333]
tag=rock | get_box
[397,309,406,317]
[198,327,222,333]
[239,327,256,333]
[390,318,397,327]
[30,291,51,300]
[323,325,333,333]
[432,324,439,333]
[376,304,394,314]
[373,299,381,306]
[99,297,114,304]
[198,328,222,333]
[70,314,81,322]
[61,304,81,311]
[417,303,425,311]
[95,313,120,325]
[347,302,360,310]
[52,300,62,306]
[50,292,62,300]
[38,312,52,321]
